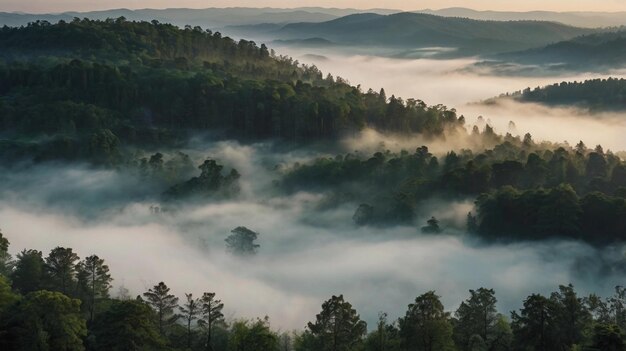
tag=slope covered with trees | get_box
[269,12,593,57]
[499,78,626,111]
[0,18,464,164]
[280,131,626,245]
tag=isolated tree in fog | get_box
[199,292,224,351]
[399,291,454,351]
[225,226,260,255]
[76,254,112,322]
[421,216,441,234]
[45,246,80,295]
[143,282,180,335]
[179,293,200,349]
[454,288,498,351]
[307,294,367,351]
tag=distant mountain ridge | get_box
[268,12,594,57]
[490,31,626,71]
[419,7,626,28]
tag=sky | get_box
[3,0,626,13]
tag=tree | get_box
[0,275,18,314]
[364,312,401,351]
[90,299,165,351]
[0,230,12,277]
[228,317,278,351]
[586,324,626,351]
[76,254,112,322]
[399,291,455,351]
[143,282,179,336]
[421,217,442,234]
[11,249,46,294]
[0,290,86,351]
[225,226,260,256]
[199,292,224,351]
[307,294,367,351]
[179,293,200,349]
[45,246,80,295]
[550,284,591,349]
[511,294,557,351]
[454,288,499,351]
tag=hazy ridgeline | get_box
[1,14,626,351]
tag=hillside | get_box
[492,78,626,110]
[0,18,464,164]
[493,31,626,71]
[260,12,594,57]
[419,7,626,28]
[0,7,400,29]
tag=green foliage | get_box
[228,317,278,351]
[0,18,465,164]
[89,299,166,351]
[165,159,240,200]
[76,254,112,322]
[11,249,46,294]
[143,282,180,336]
[454,288,499,351]
[306,294,367,351]
[399,291,455,351]
[44,246,80,295]
[586,324,626,351]
[225,226,260,256]
[1,290,86,351]
[0,230,12,277]
[199,292,225,351]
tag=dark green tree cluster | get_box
[511,78,626,110]
[0,18,464,164]
[0,230,625,350]
[281,136,626,245]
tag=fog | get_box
[283,48,626,151]
[1,139,625,330]
[3,47,626,330]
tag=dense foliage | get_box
[0,18,464,164]
[280,133,626,244]
[503,78,626,110]
[0,233,625,350]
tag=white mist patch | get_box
[463,100,626,151]
[1,141,625,329]
[284,49,626,107]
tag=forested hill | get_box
[494,78,626,110]
[494,31,626,70]
[267,12,593,56]
[0,18,464,164]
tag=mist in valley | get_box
[2,137,625,329]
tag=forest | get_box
[0,18,462,164]
[500,78,626,111]
[0,231,625,351]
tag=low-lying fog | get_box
[1,140,625,330]
[4,48,626,329]
[283,47,626,151]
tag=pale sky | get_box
[3,0,626,14]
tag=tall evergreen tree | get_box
[143,282,179,336]
[76,254,112,322]
[307,294,367,351]
[199,292,224,351]
[45,246,80,295]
